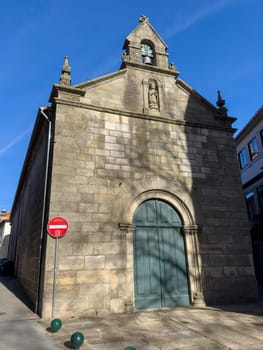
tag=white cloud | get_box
[164,0,238,38]
[0,128,31,157]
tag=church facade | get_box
[10,17,257,319]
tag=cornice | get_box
[119,223,136,232]
[177,79,237,132]
[176,79,218,113]
[53,97,236,133]
[49,84,85,103]
[120,60,180,77]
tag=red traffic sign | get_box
[47,216,69,238]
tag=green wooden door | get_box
[133,199,189,309]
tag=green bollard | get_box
[50,318,62,333]
[125,347,137,350]
[71,331,84,350]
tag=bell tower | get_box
[121,15,177,73]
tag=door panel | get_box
[156,200,182,226]
[134,200,156,225]
[133,199,189,309]
[159,227,189,307]
[134,227,161,308]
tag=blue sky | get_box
[0,0,262,211]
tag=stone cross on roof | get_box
[139,15,149,23]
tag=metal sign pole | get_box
[47,216,68,321]
[51,237,59,320]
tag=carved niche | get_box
[142,78,161,114]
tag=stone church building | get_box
[9,17,257,319]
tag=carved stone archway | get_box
[119,190,205,311]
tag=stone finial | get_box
[216,90,228,116]
[139,15,149,23]
[59,56,71,86]
[169,62,176,71]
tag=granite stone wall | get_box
[40,82,257,317]
[10,120,49,306]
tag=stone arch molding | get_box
[119,189,206,312]
[126,189,194,226]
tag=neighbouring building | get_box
[235,106,263,289]
[9,17,257,319]
[0,210,11,258]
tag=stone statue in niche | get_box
[148,79,159,110]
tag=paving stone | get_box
[36,304,263,349]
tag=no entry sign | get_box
[48,216,69,320]
[47,216,69,238]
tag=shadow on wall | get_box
[117,84,257,306]
[0,275,34,311]
[8,117,51,314]
[184,92,257,305]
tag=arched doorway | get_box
[133,199,189,309]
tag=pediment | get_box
[122,17,169,70]
[125,18,168,51]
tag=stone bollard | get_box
[71,331,84,350]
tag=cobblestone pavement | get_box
[2,275,263,350]
[40,303,263,350]
[0,275,61,350]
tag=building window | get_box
[248,137,259,160]
[141,42,154,64]
[257,185,263,213]
[246,191,256,220]
[238,148,247,169]
[260,129,263,147]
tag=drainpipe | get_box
[35,106,52,314]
